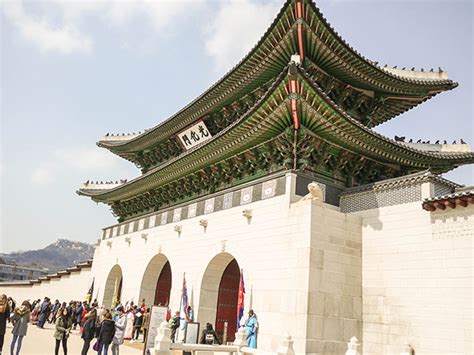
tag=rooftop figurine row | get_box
[81,180,127,188]
[394,136,468,144]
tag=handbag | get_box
[93,341,100,352]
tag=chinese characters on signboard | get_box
[177,121,212,150]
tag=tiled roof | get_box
[341,170,460,196]
[422,187,474,211]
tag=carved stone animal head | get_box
[307,182,323,200]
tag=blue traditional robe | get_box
[245,315,258,348]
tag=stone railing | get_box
[151,321,413,355]
[151,321,295,355]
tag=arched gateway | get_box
[103,264,123,308]
[139,254,172,306]
[199,253,240,342]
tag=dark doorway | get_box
[154,261,172,306]
[215,259,240,343]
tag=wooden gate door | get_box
[154,261,172,306]
[215,259,240,343]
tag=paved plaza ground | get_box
[4,322,143,355]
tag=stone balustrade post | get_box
[277,332,295,355]
[153,320,172,355]
[400,344,414,355]
[233,327,248,348]
[345,337,360,355]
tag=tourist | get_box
[244,310,258,349]
[10,300,30,355]
[30,301,41,324]
[81,309,97,355]
[74,301,84,330]
[29,299,38,313]
[123,308,134,340]
[97,305,107,324]
[141,308,150,343]
[0,294,11,355]
[199,323,221,345]
[51,300,61,324]
[53,308,72,355]
[97,311,115,355]
[169,311,180,343]
[111,307,127,355]
[7,298,16,317]
[37,297,51,328]
[130,308,143,342]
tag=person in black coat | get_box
[81,309,96,355]
[170,312,180,343]
[199,323,221,345]
[98,311,115,355]
[0,294,11,355]
[74,302,83,330]
[131,309,143,342]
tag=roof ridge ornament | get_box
[290,54,302,66]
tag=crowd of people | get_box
[0,295,152,355]
[0,294,258,355]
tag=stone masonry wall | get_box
[356,202,473,355]
[305,201,363,354]
[0,267,93,303]
[89,173,315,354]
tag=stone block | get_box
[323,293,341,317]
[308,292,325,316]
[322,318,343,341]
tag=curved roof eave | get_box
[79,67,472,202]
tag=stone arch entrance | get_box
[199,253,240,342]
[103,264,123,308]
[138,254,172,306]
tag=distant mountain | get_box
[0,239,95,272]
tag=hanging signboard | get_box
[143,306,168,355]
[177,120,212,150]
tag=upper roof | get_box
[97,0,457,164]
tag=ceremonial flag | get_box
[85,278,94,304]
[112,278,119,308]
[181,273,189,319]
[236,269,245,327]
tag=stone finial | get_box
[233,327,247,347]
[400,344,415,355]
[277,332,296,355]
[345,337,360,355]
[153,321,172,355]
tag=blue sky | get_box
[1,0,472,253]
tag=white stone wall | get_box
[356,202,473,355]
[89,173,365,354]
[0,267,93,303]
[90,174,315,353]
[306,202,363,354]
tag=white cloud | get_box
[2,0,208,55]
[31,147,127,185]
[204,0,281,72]
[3,1,92,54]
